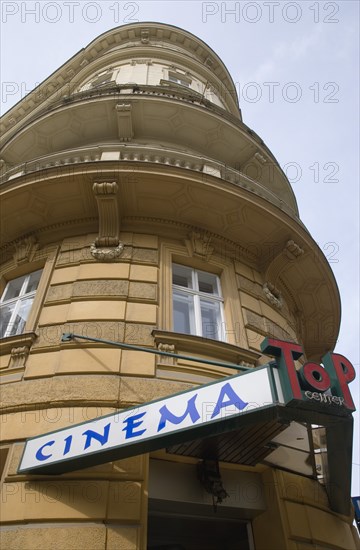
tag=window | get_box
[168,73,191,87]
[89,70,114,89]
[0,270,42,338]
[172,264,225,340]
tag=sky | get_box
[1,1,359,495]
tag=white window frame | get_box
[168,72,191,87]
[172,264,226,341]
[0,270,42,339]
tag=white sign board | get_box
[19,366,277,474]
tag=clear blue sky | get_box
[1,0,359,495]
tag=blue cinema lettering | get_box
[211,382,248,419]
[35,440,55,461]
[63,435,72,455]
[122,412,147,439]
[83,423,110,450]
[157,394,200,432]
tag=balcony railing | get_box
[0,144,302,225]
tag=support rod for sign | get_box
[61,333,251,372]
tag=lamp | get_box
[197,459,229,511]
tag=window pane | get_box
[172,264,193,289]
[2,275,26,301]
[8,298,34,336]
[198,270,219,295]
[0,303,15,338]
[200,299,221,340]
[173,291,194,334]
[25,269,42,293]
[168,74,190,87]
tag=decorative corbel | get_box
[284,239,304,260]
[264,239,305,283]
[263,282,283,309]
[262,239,305,313]
[116,104,133,142]
[13,236,39,265]
[0,159,6,173]
[157,342,177,367]
[9,346,30,369]
[90,182,123,261]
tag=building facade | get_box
[0,22,359,550]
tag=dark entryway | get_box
[147,512,251,550]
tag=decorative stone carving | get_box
[116,103,134,142]
[141,28,150,43]
[90,242,124,262]
[90,181,123,261]
[13,236,39,265]
[157,343,177,366]
[263,282,283,309]
[9,346,30,369]
[189,231,214,261]
[284,239,304,259]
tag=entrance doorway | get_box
[147,512,252,550]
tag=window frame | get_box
[167,72,191,88]
[0,269,43,339]
[160,241,247,349]
[0,245,57,343]
[172,263,226,341]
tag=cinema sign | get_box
[18,337,356,475]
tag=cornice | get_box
[1,22,240,136]
[0,93,298,215]
[0,143,298,218]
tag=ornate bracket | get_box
[157,342,177,366]
[9,346,30,369]
[263,239,305,290]
[263,282,283,309]
[0,159,6,173]
[284,239,304,260]
[116,104,133,142]
[90,182,123,262]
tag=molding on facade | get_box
[0,23,241,138]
